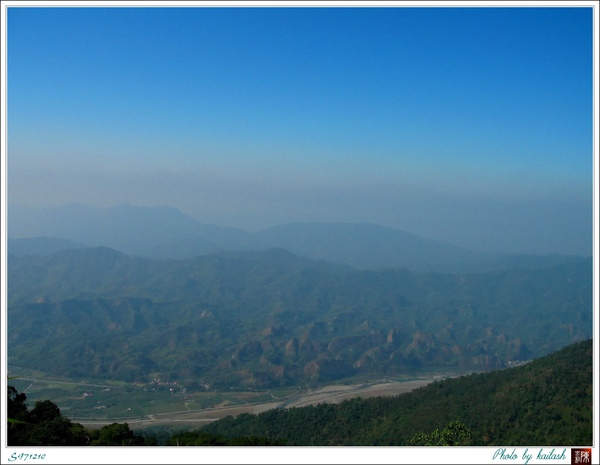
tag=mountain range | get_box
[7,202,592,389]
[8,203,587,273]
[8,245,592,388]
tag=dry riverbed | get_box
[76,376,443,430]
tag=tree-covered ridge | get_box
[8,248,591,388]
[7,385,154,446]
[6,385,278,446]
[194,339,593,446]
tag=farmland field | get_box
[8,365,454,429]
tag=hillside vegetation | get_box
[8,340,592,446]
[8,247,591,388]
[181,339,593,446]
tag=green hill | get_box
[188,339,593,446]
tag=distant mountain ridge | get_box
[8,203,587,273]
[8,237,87,256]
[8,203,253,258]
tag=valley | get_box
[8,339,593,447]
[7,366,451,429]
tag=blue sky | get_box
[6,5,595,255]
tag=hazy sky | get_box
[5,5,595,255]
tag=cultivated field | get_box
[75,376,446,430]
[8,366,457,430]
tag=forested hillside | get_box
[180,339,593,446]
[8,340,592,446]
[8,248,591,388]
